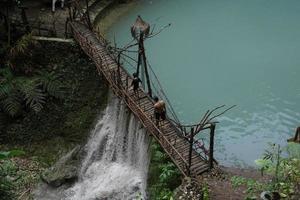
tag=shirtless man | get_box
[153,96,166,127]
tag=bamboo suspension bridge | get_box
[38,0,237,178]
[6,0,232,177]
[70,20,222,177]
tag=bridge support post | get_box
[209,123,216,169]
[136,32,152,97]
[188,127,194,176]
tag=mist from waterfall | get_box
[34,96,150,200]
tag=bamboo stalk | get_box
[32,36,74,43]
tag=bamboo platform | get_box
[70,22,210,177]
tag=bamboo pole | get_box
[209,123,216,169]
[141,36,152,97]
[188,127,194,175]
[32,36,74,43]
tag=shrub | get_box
[231,143,300,199]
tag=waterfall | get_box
[35,96,150,200]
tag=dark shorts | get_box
[133,84,139,91]
[161,111,166,120]
[154,112,160,120]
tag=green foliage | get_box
[0,150,25,200]
[9,33,37,57]
[159,162,178,183]
[0,161,15,200]
[0,67,63,117]
[202,183,209,200]
[231,176,266,199]
[8,33,39,72]
[156,188,174,200]
[148,141,181,200]
[37,71,64,99]
[257,144,300,198]
[286,142,300,159]
[231,143,300,199]
[0,150,25,160]
[0,38,108,199]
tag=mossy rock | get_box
[41,145,82,187]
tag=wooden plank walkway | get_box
[70,22,210,177]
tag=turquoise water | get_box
[107,0,300,166]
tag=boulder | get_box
[41,145,82,187]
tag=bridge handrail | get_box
[99,51,190,174]
[70,22,190,174]
[99,46,190,174]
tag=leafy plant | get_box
[202,183,209,200]
[157,188,173,200]
[159,162,178,183]
[0,150,25,160]
[148,141,181,200]
[8,33,39,73]
[0,67,63,117]
[0,150,24,200]
[37,71,64,99]
[9,33,37,58]
[231,176,266,199]
[255,143,300,198]
[231,143,300,199]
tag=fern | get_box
[24,88,45,113]
[1,91,22,116]
[9,33,38,58]
[0,68,13,100]
[0,68,45,115]
[0,68,22,116]
[17,79,46,113]
[37,71,64,99]
[8,33,39,72]
[0,67,13,81]
[0,67,64,116]
[0,82,13,100]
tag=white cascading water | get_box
[35,96,150,200]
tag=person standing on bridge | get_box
[131,73,142,96]
[153,96,166,127]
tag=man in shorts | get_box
[153,96,166,127]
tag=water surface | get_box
[108,0,300,166]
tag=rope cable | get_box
[146,60,181,125]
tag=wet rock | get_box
[41,145,82,187]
